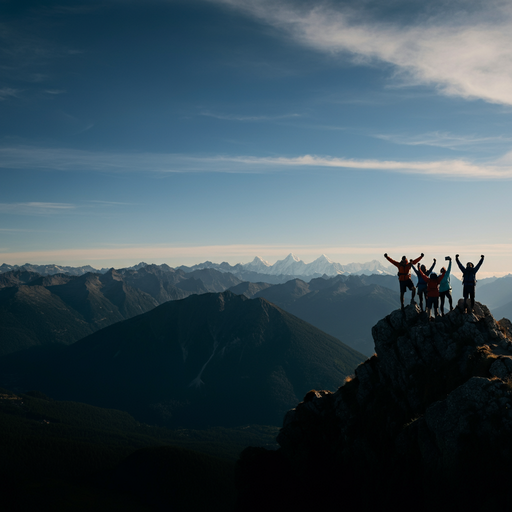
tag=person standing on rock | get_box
[418,267,446,319]
[412,259,436,311]
[439,256,453,315]
[384,253,424,309]
[456,254,484,313]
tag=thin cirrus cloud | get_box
[210,0,512,106]
[2,145,512,179]
[374,132,512,150]
[0,202,75,215]
[199,111,301,122]
[0,87,21,100]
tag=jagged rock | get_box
[238,302,512,511]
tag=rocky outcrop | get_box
[237,302,512,511]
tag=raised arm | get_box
[455,254,465,273]
[411,264,420,277]
[411,253,424,265]
[436,268,446,283]
[427,259,436,275]
[474,255,485,273]
[384,253,399,268]
[418,267,429,282]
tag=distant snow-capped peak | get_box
[240,254,394,277]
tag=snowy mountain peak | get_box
[283,253,301,263]
[251,256,270,266]
[314,254,333,264]
[244,256,272,273]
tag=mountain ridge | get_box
[0,290,365,428]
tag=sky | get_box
[1,0,512,277]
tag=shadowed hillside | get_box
[251,274,400,355]
[0,291,365,428]
[0,266,243,356]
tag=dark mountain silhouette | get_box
[0,270,159,356]
[179,261,301,284]
[117,264,243,301]
[236,302,512,511]
[0,262,110,275]
[2,291,365,428]
[228,281,273,298]
[252,274,400,356]
[477,274,512,310]
[0,269,43,288]
[0,284,96,355]
[0,266,244,356]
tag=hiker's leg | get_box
[426,298,432,318]
[440,293,445,315]
[448,291,453,310]
[463,286,469,312]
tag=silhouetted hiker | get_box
[384,253,424,309]
[456,254,484,313]
[439,256,453,315]
[418,266,446,319]
[412,259,436,311]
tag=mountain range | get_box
[0,291,365,428]
[2,261,511,359]
[0,254,395,282]
[0,266,242,356]
[179,253,395,280]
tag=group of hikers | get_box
[384,252,485,318]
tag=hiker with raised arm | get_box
[412,259,436,311]
[384,253,424,309]
[418,266,446,319]
[439,256,453,316]
[456,254,485,313]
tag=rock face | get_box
[237,302,512,511]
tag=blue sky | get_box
[1,0,512,276]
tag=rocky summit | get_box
[236,302,512,511]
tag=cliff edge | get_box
[236,302,512,511]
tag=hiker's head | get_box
[420,265,426,272]
[467,262,474,269]
[401,256,408,264]
[441,267,446,273]
[430,272,438,279]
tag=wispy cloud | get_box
[0,87,21,100]
[85,200,142,207]
[0,202,75,215]
[44,89,66,95]
[374,132,512,150]
[0,228,38,232]
[3,145,512,179]
[221,154,512,179]
[210,0,512,106]
[200,111,301,122]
